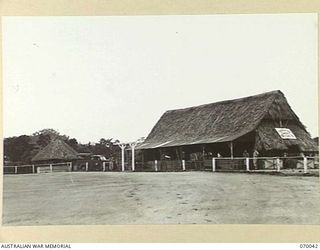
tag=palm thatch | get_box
[32,139,80,162]
[138,90,317,152]
[256,121,317,152]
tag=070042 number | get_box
[300,244,318,248]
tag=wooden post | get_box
[175,148,181,161]
[110,161,113,170]
[155,160,158,172]
[14,166,18,174]
[85,162,88,172]
[32,164,35,174]
[103,162,106,172]
[69,162,72,172]
[141,150,145,167]
[118,143,126,172]
[37,167,40,174]
[182,160,186,171]
[50,164,53,173]
[121,146,125,172]
[130,143,136,172]
[246,158,250,171]
[132,146,135,171]
[212,158,216,172]
[230,142,234,159]
[303,157,308,174]
[276,158,281,172]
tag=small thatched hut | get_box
[32,139,80,164]
[137,90,318,161]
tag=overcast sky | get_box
[3,14,318,143]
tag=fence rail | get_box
[4,162,72,174]
[4,156,319,175]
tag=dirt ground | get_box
[2,172,320,225]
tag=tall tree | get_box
[4,135,34,164]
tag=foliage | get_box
[4,135,35,164]
[3,129,126,165]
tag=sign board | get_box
[275,128,297,139]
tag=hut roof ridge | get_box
[32,138,79,162]
[165,90,282,113]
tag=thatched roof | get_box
[137,90,317,151]
[32,139,80,162]
[256,121,317,152]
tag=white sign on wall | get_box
[275,128,297,139]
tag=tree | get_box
[66,138,78,150]
[33,128,69,141]
[99,138,113,147]
[4,135,35,164]
[37,134,51,148]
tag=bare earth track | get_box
[2,172,320,225]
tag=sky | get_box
[2,14,318,143]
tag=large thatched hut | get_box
[32,139,80,164]
[137,90,318,161]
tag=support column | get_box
[130,142,136,172]
[103,162,106,172]
[118,143,126,172]
[122,147,125,171]
[85,162,88,172]
[182,160,186,171]
[141,150,145,167]
[50,164,53,173]
[202,145,206,159]
[32,164,35,174]
[14,166,18,174]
